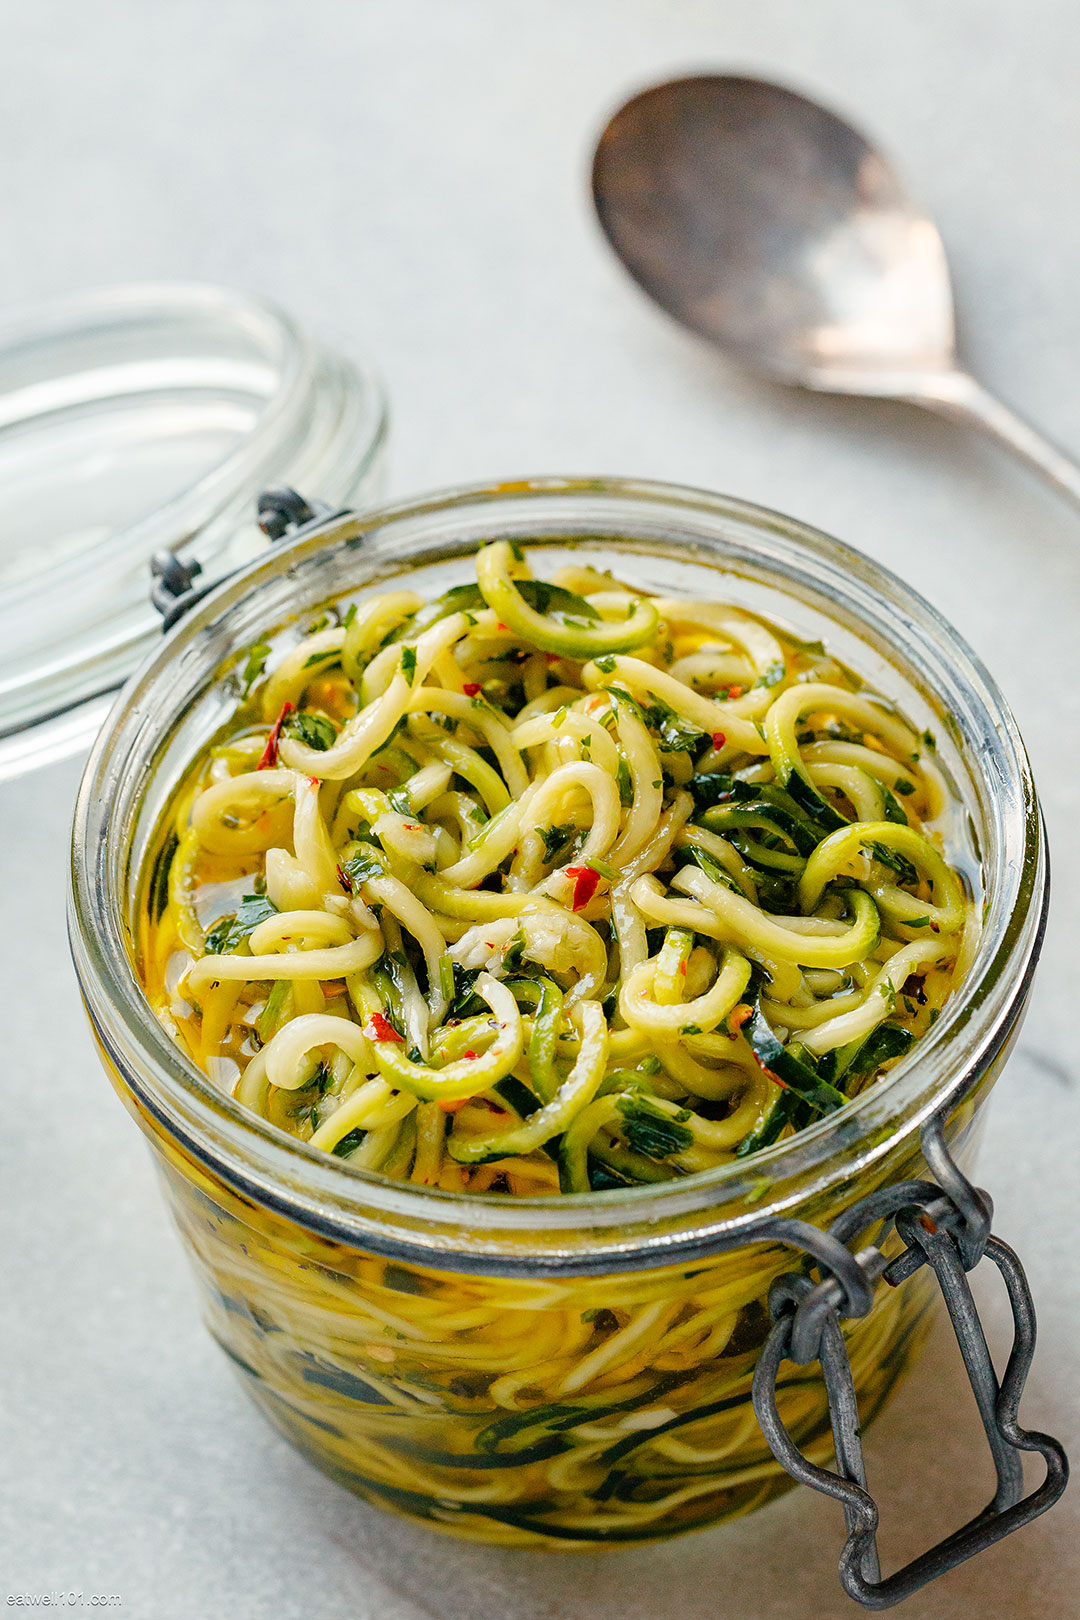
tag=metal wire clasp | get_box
[150,487,341,630]
[750,1114,1068,1608]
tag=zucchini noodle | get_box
[136,541,973,1546]
[142,544,971,1194]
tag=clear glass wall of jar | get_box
[69,479,1046,1547]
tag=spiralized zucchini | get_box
[140,543,972,1197]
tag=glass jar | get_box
[0,281,387,781]
[69,477,1047,1555]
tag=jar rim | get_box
[69,476,1047,1274]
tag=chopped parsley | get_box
[340,850,386,889]
[449,963,483,1015]
[616,758,633,806]
[685,844,737,890]
[515,580,600,623]
[616,1093,694,1159]
[203,894,278,955]
[539,823,576,861]
[308,1059,333,1095]
[610,684,708,755]
[687,771,737,809]
[282,710,337,751]
[240,640,270,697]
[303,646,338,669]
[643,694,708,755]
[256,978,292,1043]
[869,841,919,886]
[332,1128,367,1158]
[385,786,414,816]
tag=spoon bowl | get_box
[593,74,1080,506]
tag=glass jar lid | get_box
[0,281,388,780]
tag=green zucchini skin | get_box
[700,800,820,858]
[742,1001,848,1114]
[735,1087,807,1156]
[821,1020,915,1088]
[156,549,963,1202]
[783,766,849,831]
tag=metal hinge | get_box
[150,486,343,631]
[750,1113,1068,1608]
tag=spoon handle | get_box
[917,371,1080,510]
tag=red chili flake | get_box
[438,1098,468,1113]
[256,701,294,770]
[711,732,727,750]
[930,921,940,933]
[727,685,743,700]
[462,681,482,697]
[740,1037,787,1084]
[565,866,600,911]
[337,864,353,893]
[728,1003,752,1038]
[403,822,423,832]
[678,960,687,976]
[308,775,320,789]
[496,622,509,632]
[545,653,560,665]
[901,974,927,1005]
[365,1012,404,1043]
[463,1049,478,1061]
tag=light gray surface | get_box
[1,3,1077,1617]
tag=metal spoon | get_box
[592,74,1080,506]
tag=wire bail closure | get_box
[150,487,342,630]
[751,1113,1068,1609]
